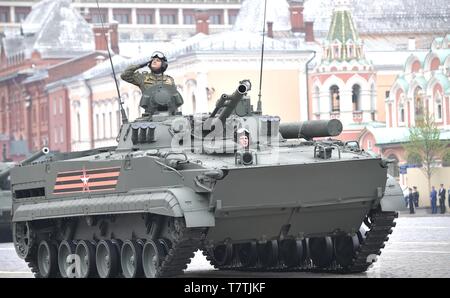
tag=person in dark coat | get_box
[408,188,415,214]
[448,187,450,211]
[412,186,419,208]
[438,184,446,214]
[430,186,437,214]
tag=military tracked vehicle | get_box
[10,80,404,278]
[0,148,49,242]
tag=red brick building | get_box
[0,0,113,160]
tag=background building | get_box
[0,0,449,169]
[309,1,377,142]
[358,35,450,205]
[0,0,242,42]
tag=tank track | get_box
[20,217,206,278]
[203,210,397,274]
[157,226,206,277]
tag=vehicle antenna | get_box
[256,0,268,114]
[95,0,129,124]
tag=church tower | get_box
[310,0,377,128]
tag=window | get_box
[160,10,177,24]
[385,91,390,99]
[228,9,239,25]
[352,84,361,111]
[437,104,442,120]
[143,33,153,40]
[59,97,63,114]
[209,14,222,25]
[53,98,58,115]
[15,7,30,23]
[54,129,58,144]
[348,46,353,58]
[183,14,195,25]
[330,85,340,112]
[119,32,130,40]
[435,93,443,120]
[399,104,405,123]
[137,9,154,24]
[114,14,129,24]
[113,9,131,24]
[334,46,339,59]
[91,9,108,23]
[414,87,424,119]
[0,7,9,23]
[161,14,177,24]
[367,140,372,151]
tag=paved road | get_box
[1,213,449,278]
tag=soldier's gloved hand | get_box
[138,62,149,68]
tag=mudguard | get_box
[168,187,215,228]
[12,187,215,228]
[380,175,407,212]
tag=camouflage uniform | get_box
[120,64,175,89]
[121,64,183,116]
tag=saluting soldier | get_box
[121,51,174,88]
[121,51,182,116]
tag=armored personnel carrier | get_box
[10,80,404,278]
[0,148,49,242]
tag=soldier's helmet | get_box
[150,51,168,74]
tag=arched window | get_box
[330,85,340,112]
[414,87,424,120]
[399,103,405,123]
[352,84,361,111]
[347,45,353,59]
[370,84,376,120]
[435,92,442,121]
[334,46,339,59]
[387,154,400,177]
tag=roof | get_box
[393,76,410,93]
[2,0,94,59]
[233,0,291,33]
[304,0,450,37]
[430,73,450,95]
[364,125,450,145]
[327,6,360,44]
[366,51,426,69]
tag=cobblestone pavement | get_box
[1,214,449,278]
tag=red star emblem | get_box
[80,167,90,192]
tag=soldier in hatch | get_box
[121,51,183,116]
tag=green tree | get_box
[404,114,449,193]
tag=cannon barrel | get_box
[279,119,343,140]
[209,80,252,124]
[0,147,49,181]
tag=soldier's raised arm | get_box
[120,62,148,87]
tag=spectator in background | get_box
[412,186,419,208]
[448,187,450,210]
[438,184,446,214]
[408,187,415,214]
[430,186,437,214]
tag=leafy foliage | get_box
[404,114,449,192]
